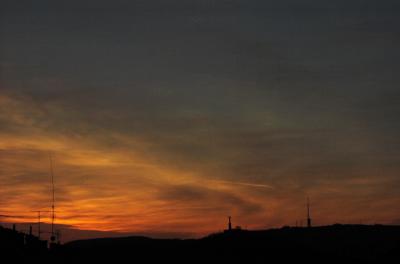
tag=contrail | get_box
[210,179,274,189]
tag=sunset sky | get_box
[1,0,400,241]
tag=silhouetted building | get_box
[0,225,47,253]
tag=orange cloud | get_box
[1,91,400,242]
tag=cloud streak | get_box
[1,0,400,241]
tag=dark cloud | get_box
[1,0,400,239]
[157,184,263,215]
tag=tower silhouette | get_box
[228,216,232,231]
[32,210,51,239]
[307,197,312,228]
[49,153,56,244]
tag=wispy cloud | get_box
[208,179,274,189]
[1,89,400,239]
[1,0,400,239]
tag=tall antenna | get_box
[307,197,312,228]
[49,153,56,242]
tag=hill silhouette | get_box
[57,224,400,263]
[2,224,400,263]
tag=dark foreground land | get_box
[2,224,400,263]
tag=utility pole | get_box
[307,197,312,228]
[49,153,56,243]
[32,210,51,239]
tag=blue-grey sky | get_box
[1,0,400,240]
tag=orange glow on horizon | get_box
[1,92,400,241]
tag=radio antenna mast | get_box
[307,197,312,228]
[49,153,56,242]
